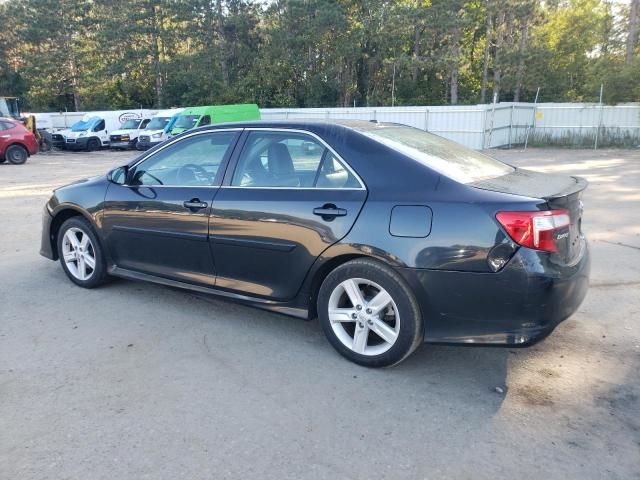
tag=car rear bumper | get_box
[397,240,590,346]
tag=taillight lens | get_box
[496,209,570,253]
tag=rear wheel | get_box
[57,217,109,288]
[6,145,28,164]
[317,258,423,367]
[0,157,6,164]
[86,138,100,151]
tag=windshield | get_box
[71,118,97,132]
[146,117,170,130]
[121,119,141,130]
[0,98,20,119]
[174,115,200,129]
[359,126,514,184]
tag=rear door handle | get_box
[183,199,208,210]
[313,204,347,219]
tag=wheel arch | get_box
[48,206,98,260]
[306,253,376,319]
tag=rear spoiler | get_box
[544,176,588,200]
[470,168,588,201]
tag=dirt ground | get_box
[1,146,639,479]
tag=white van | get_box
[109,111,159,150]
[135,108,184,150]
[63,110,156,151]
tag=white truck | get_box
[59,110,156,151]
[135,108,184,150]
[108,111,158,150]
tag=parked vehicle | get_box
[136,108,184,150]
[0,97,20,119]
[63,110,156,151]
[109,114,156,150]
[0,117,39,164]
[40,120,590,367]
[168,104,260,136]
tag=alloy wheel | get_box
[62,227,96,281]
[327,278,400,356]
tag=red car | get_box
[0,117,39,164]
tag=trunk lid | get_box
[472,168,587,264]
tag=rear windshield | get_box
[359,125,513,184]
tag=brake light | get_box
[496,209,570,253]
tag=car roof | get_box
[203,119,399,129]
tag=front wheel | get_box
[6,145,28,164]
[317,258,424,367]
[86,138,101,152]
[57,217,109,288]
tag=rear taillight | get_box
[496,209,570,253]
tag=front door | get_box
[210,129,367,300]
[102,130,240,285]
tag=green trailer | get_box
[169,103,260,136]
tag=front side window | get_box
[131,131,237,187]
[199,115,211,126]
[93,119,105,132]
[231,131,361,188]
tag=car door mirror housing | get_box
[108,165,128,185]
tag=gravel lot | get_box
[1,147,639,479]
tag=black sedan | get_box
[40,120,590,367]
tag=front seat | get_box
[267,143,299,187]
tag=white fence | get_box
[261,103,640,149]
[38,102,640,150]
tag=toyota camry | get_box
[40,120,590,367]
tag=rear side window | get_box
[0,121,15,131]
[359,126,513,184]
[231,131,361,188]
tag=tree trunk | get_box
[492,11,506,102]
[151,5,163,108]
[450,26,460,105]
[513,21,528,102]
[480,11,492,103]
[216,0,229,87]
[626,0,639,64]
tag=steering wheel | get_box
[177,164,211,185]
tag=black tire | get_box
[56,216,109,288]
[86,138,101,152]
[317,258,424,367]
[0,157,6,164]
[6,144,28,165]
[40,138,52,152]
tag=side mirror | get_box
[107,165,128,185]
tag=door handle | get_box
[313,204,347,220]
[183,199,208,210]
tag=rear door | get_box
[0,120,15,155]
[210,129,367,300]
[102,129,241,285]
